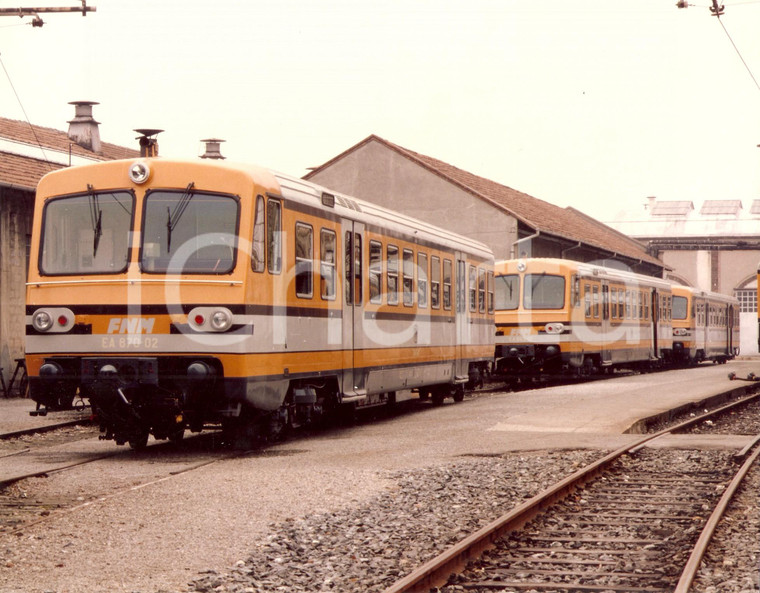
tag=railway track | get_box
[0,427,237,535]
[383,391,760,593]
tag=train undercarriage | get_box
[30,356,490,449]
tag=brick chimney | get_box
[67,101,102,153]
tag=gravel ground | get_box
[180,450,602,593]
[0,449,602,593]
[1,372,758,593]
[182,448,760,593]
[691,463,760,593]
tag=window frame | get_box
[320,228,336,301]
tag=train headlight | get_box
[128,161,151,184]
[544,323,565,334]
[32,310,53,332]
[188,307,234,332]
[210,309,232,331]
[30,308,75,333]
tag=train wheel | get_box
[222,415,259,449]
[267,407,290,441]
[431,386,446,405]
[452,385,465,403]
[168,427,184,443]
[128,429,149,450]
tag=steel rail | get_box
[0,418,90,441]
[673,437,760,593]
[382,388,760,593]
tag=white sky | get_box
[2,0,760,222]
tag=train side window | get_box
[611,288,618,319]
[418,252,428,308]
[252,195,265,272]
[369,240,382,304]
[630,292,635,320]
[387,245,399,305]
[320,229,336,300]
[443,259,453,310]
[571,275,580,308]
[618,289,624,319]
[403,249,414,307]
[487,271,494,314]
[267,199,282,274]
[295,223,313,298]
[478,267,486,313]
[344,232,363,305]
[345,232,352,304]
[431,256,441,309]
[354,234,362,305]
[468,266,477,312]
[592,285,600,318]
[584,284,592,317]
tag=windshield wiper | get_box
[166,182,195,253]
[87,184,102,258]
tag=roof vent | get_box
[200,138,225,160]
[67,100,101,153]
[134,129,163,158]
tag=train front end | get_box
[26,157,269,447]
[493,259,575,376]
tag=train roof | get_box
[37,157,493,261]
[495,257,673,289]
[671,284,739,304]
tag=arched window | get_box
[734,276,757,313]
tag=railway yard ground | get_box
[1,361,759,593]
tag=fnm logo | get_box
[107,318,156,334]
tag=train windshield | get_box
[523,274,565,309]
[494,274,520,310]
[141,190,239,274]
[672,295,688,320]
[40,191,134,275]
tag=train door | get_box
[601,283,611,364]
[455,255,468,381]
[697,299,707,355]
[651,290,659,359]
[341,220,365,399]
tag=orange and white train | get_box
[26,155,494,447]
[493,258,738,377]
[671,285,739,364]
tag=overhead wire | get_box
[0,51,53,166]
[713,8,760,92]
